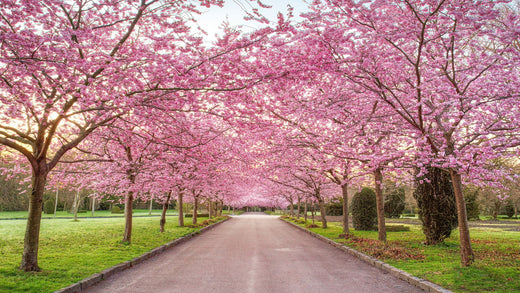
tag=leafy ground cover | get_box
[281,216,520,293]
[0,215,227,293]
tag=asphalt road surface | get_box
[84,213,422,293]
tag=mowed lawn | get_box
[0,215,213,293]
[0,209,178,219]
[283,217,520,293]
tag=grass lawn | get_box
[0,209,179,219]
[0,215,224,293]
[282,216,520,293]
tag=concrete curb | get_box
[54,217,231,293]
[280,218,452,293]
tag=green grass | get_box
[0,209,179,219]
[0,215,225,293]
[282,217,520,293]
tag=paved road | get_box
[85,213,422,293]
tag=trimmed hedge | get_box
[351,187,377,231]
[184,213,209,218]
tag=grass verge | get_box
[281,216,520,293]
[0,215,227,293]
[0,209,178,219]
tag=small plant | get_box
[43,199,55,214]
[306,223,319,228]
[111,206,123,214]
[385,225,410,232]
[184,213,209,218]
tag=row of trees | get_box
[1,0,520,271]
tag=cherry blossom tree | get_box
[306,0,520,266]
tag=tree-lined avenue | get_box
[84,213,421,293]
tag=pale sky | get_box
[195,0,312,40]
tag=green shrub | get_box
[111,206,123,214]
[413,166,458,245]
[184,213,209,218]
[325,197,343,216]
[464,188,480,220]
[504,200,515,218]
[385,225,410,232]
[43,199,55,214]
[351,187,377,231]
[384,188,405,218]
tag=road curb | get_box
[54,217,231,293]
[280,218,452,293]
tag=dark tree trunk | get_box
[208,201,213,218]
[492,200,501,219]
[160,192,172,233]
[318,197,327,228]
[122,190,134,243]
[20,168,47,272]
[193,197,198,224]
[297,198,301,219]
[450,170,475,266]
[341,183,350,235]
[374,168,386,242]
[311,204,315,224]
[289,199,294,217]
[304,200,308,222]
[178,192,184,227]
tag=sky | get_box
[194,0,312,40]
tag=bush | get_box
[385,224,410,232]
[384,188,405,218]
[413,166,458,245]
[43,199,55,214]
[184,213,209,218]
[111,206,124,214]
[325,197,343,216]
[504,200,515,218]
[351,187,377,231]
[464,188,480,220]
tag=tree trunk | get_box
[492,200,501,219]
[450,169,475,267]
[374,168,386,242]
[53,188,59,219]
[341,183,350,235]
[148,199,153,216]
[160,191,171,233]
[297,197,301,219]
[122,190,134,243]
[311,203,315,224]
[178,192,184,227]
[318,197,327,228]
[193,197,198,225]
[73,190,80,222]
[304,200,308,222]
[91,197,95,216]
[289,200,294,217]
[20,169,47,272]
[208,201,213,218]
